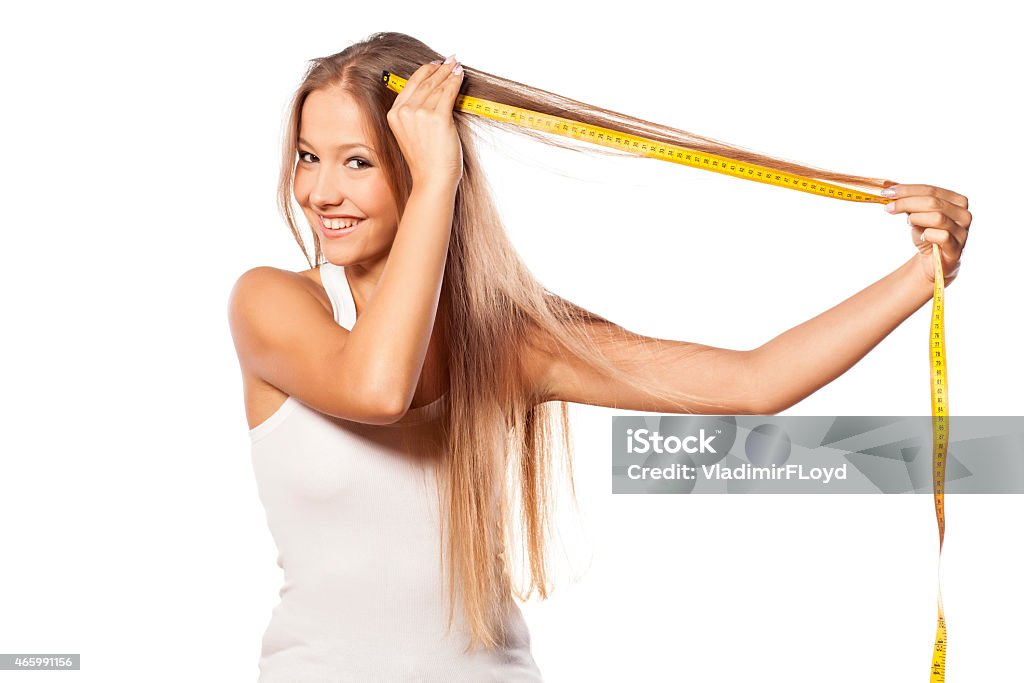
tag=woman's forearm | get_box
[749,255,936,413]
[342,181,458,413]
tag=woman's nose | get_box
[309,165,345,207]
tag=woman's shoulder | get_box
[228,265,332,319]
[233,263,319,283]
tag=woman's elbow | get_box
[737,351,783,415]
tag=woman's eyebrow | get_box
[298,137,374,153]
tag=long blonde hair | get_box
[276,31,895,651]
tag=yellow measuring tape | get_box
[930,243,947,682]
[382,69,949,680]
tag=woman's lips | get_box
[318,214,363,239]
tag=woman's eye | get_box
[297,151,370,170]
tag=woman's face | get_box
[294,87,400,272]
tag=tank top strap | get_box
[318,262,356,328]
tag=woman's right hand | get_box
[386,56,465,189]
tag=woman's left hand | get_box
[882,183,972,285]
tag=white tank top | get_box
[248,262,543,682]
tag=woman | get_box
[227,32,971,681]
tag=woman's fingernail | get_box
[881,187,897,197]
[452,63,464,75]
[885,202,897,213]
[444,54,456,64]
[430,59,442,65]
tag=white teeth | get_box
[322,217,362,230]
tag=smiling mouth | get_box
[318,214,364,229]
[317,215,366,237]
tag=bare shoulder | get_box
[231,264,321,292]
[229,265,328,311]
[227,266,331,366]
[228,264,407,425]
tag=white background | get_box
[2,1,1021,681]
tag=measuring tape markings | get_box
[382,71,886,204]
[381,69,949,681]
[930,241,947,682]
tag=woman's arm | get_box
[524,324,762,415]
[525,255,929,416]
[749,182,971,413]
[339,59,466,416]
[527,184,970,416]
[344,182,458,413]
[524,259,930,416]
[748,254,932,414]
